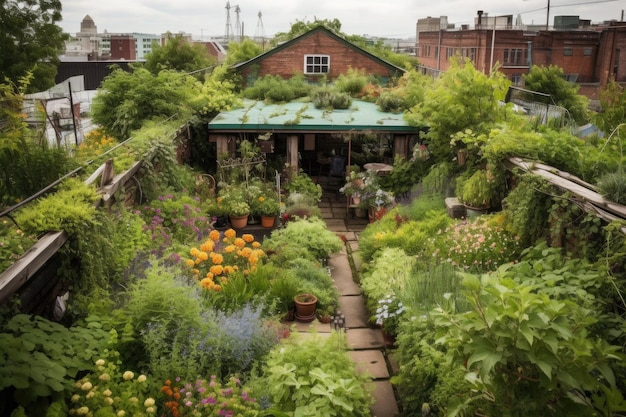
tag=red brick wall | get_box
[240,31,399,84]
[110,36,136,60]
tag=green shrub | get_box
[243,74,311,102]
[597,168,626,205]
[333,69,370,96]
[257,332,373,416]
[376,91,407,113]
[0,315,110,413]
[311,85,352,109]
[284,173,322,203]
[264,217,343,262]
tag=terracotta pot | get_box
[261,215,276,228]
[229,214,249,229]
[294,294,317,322]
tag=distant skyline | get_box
[59,0,624,39]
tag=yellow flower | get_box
[95,359,105,366]
[81,382,93,391]
[77,406,90,415]
[209,230,221,241]
[190,248,200,257]
[144,398,155,407]
[123,371,134,381]
[99,373,111,381]
[71,394,81,403]
[224,228,236,239]
[137,375,147,383]
[117,411,126,417]
[198,251,209,261]
[242,234,254,243]
[186,259,195,267]
[104,397,114,405]
[252,242,261,248]
[211,253,224,264]
[224,245,236,253]
[103,389,112,397]
[200,241,214,252]
[258,196,265,202]
[210,265,224,276]
[234,238,245,248]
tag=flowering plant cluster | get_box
[375,294,406,336]
[160,376,260,417]
[340,169,394,209]
[185,228,265,291]
[431,216,521,273]
[252,194,280,217]
[68,357,156,417]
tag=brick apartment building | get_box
[416,14,626,100]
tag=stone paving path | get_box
[294,182,401,417]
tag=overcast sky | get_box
[59,0,624,39]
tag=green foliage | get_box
[257,332,373,417]
[379,154,426,197]
[523,64,590,124]
[433,264,624,416]
[196,67,242,116]
[271,19,343,45]
[91,67,201,140]
[333,68,371,96]
[594,79,626,139]
[597,168,626,205]
[0,314,110,408]
[502,173,554,248]
[223,39,264,67]
[283,258,338,311]
[407,58,510,162]
[376,90,407,113]
[421,162,453,197]
[264,217,343,262]
[284,173,322,203]
[0,0,67,92]
[144,35,215,76]
[14,178,99,235]
[243,74,312,103]
[456,169,496,208]
[311,85,353,110]
[0,218,38,273]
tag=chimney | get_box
[477,10,484,29]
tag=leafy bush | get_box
[0,315,110,414]
[376,90,407,113]
[333,68,370,96]
[284,173,322,203]
[243,74,311,102]
[311,85,352,110]
[263,217,343,262]
[256,332,372,416]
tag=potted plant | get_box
[458,169,494,215]
[293,293,318,322]
[226,199,250,228]
[339,170,366,205]
[255,193,280,228]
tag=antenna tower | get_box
[254,11,265,40]
[234,5,241,41]
[225,1,233,40]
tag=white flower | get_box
[122,371,134,381]
[144,398,155,407]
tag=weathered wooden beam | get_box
[99,161,143,204]
[0,231,69,304]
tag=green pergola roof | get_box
[208,100,423,133]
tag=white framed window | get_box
[304,55,330,74]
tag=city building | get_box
[416,13,626,100]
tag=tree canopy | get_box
[0,0,67,92]
[523,64,590,124]
[144,35,216,76]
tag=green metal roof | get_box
[208,100,423,133]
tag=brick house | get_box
[209,27,421,177]
[232,26,405,86]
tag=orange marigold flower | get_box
[224,228,236,239]
[213,284,222,291]
[220,277,228,284]
[224,245,236,253]
[206,272,214,279]
[210,265,224,276]
[243,269,249,275]
[241,247,253,258]
[242,234,254,243]
[200,241,214,252]
[185,259,195,267]
[190,248,200,257]
[258,196,265,202]
[252,241,261,248]
[200,278,214,288]
[192,268,199,275]
[234,238,245,248]
[209,229,220,241]
[195,257,203,265]
[211,253,224,264]
[198,251,209,261]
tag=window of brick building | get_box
[564,47,573,56]
[304,55,330,74]
[583,47,592,56]
[503,48,526,66]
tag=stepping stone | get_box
[368,381,400,417]
[445,197,466,219]
[346,328,385,350]
[325,219,348,232]
[339,295,370,328]
[349,350,389,379]
[342,231,358,241]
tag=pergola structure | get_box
[208,99,426,177]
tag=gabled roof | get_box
[208,99,424,134]
[231,26,405,74]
